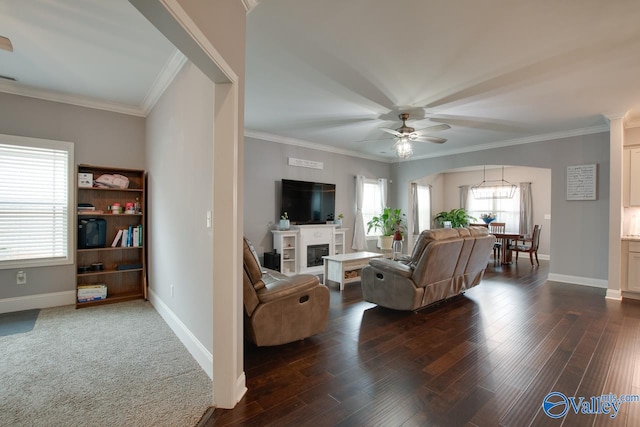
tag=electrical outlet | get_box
[171,284,174,298]
[16,270,26,285]
[206,211,212,228]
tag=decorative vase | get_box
[482,217,496,224]
[392,231,403,260]
[334,219,342,228]
[279,219,290,230]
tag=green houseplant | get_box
[367,207,406,249]
[433,208,476,228]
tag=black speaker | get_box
[263,251,281,272]
[78,218,107,249]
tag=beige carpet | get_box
[0,300,212,427]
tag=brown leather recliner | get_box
[242,238,330,346]
[361,227,494,311]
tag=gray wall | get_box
[145,62,215,350]
[0,92,145,300]
[391,132,610,281]
[244,137,391,258]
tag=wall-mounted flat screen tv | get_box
[281,179,336,224]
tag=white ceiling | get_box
[245,0,640,160]
[2,1,640,160]
[0,0,179,116]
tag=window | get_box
[0,135,74,269]
[363,179,382,236]
[467,187,521,232]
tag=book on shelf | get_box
[121,229,128,247]
[113,225,142,248]
[78,210,104,215]
[111,229,123,247]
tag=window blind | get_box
[0,136,74,268]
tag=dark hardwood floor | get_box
[199,260,640,426]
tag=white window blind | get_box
[0,135,74,269]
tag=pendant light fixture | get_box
[471,165,517,199]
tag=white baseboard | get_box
[547,273,608,289]
[235,373,247,406]
[0,290,75,314]
[607,289,623,300]
[148,289,213,379]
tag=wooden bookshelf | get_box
[75,164,146,308]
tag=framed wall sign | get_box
[566,164,597,201]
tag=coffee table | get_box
[322,251,383,291]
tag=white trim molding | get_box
[607,289,623,301]
[141,49,187,115]
[148,289,213,379]
[547,273,608,289]
[0,290,75,314]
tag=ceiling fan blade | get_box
[380,128,402,137]
[415,136,447,144]
[356,136,396,143]
[0,36,13,52]
[414,123,451,133]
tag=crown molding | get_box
[0,48,187,118]
[246,125,610,164]
[396,124,610,162]
[141,49,187,115]
[244,130,390,162]
[242,0,261,13]
[623,111,640,129]
[0,79,146,117]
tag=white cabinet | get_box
[334,229,345,255]
[272,231,297,275]
[629,148,640,206]
[628,242,640,292]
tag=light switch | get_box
[544,214,551,220]
[206,211,212,228]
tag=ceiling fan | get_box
[0,36,13,52]
[365,113,450,159]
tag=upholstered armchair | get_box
[242,238,330,346]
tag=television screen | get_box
[281,179,336,224]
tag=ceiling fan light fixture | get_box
[470,166,517,199]
[396,141,413,159]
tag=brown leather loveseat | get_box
[242,238,330,346]
[361,227,494,311]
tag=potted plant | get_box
[367,207,406,250]
[335,213,344,228]
[433,208,476,228]
[279,212,290,230]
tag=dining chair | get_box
[488,222,506,262]
[511,225,542,266]
[469,223,489,228]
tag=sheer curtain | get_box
[378,178,388,210]
[352,175,366,250]
[411,183,420,235]
[459,185,469,210]
[519,182,533,236]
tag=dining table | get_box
[492,232,525,264]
